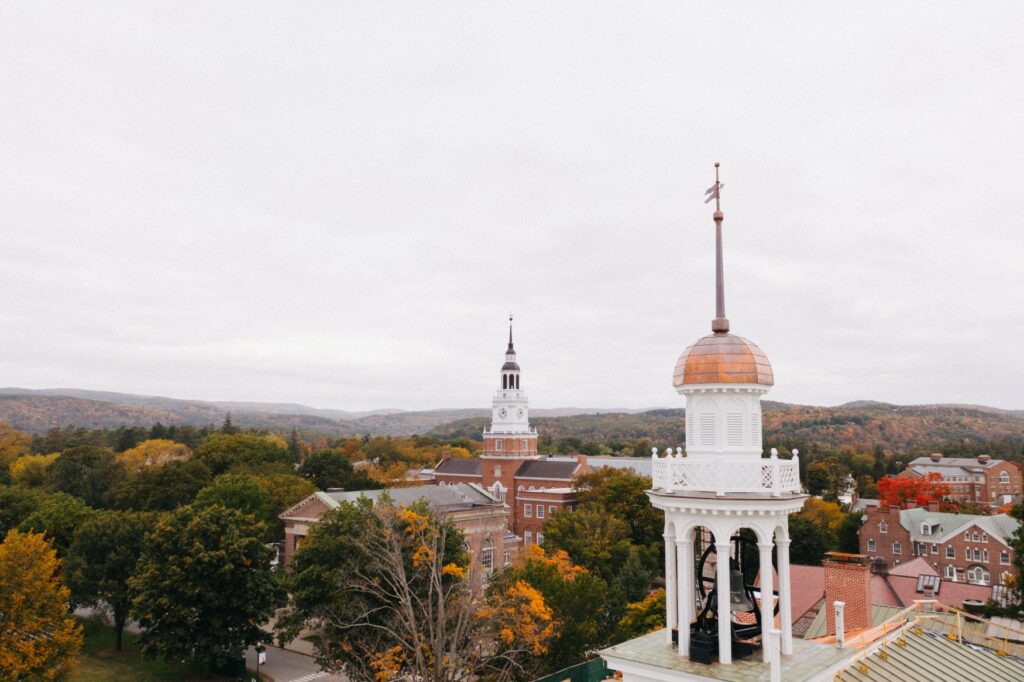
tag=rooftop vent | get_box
[916,574,941,595]
[929,453,943,463]
[977,454,992,464]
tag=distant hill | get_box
[430,401,1024,453]
[1,388,1022,453]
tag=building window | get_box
[549,505,557,515]
[879,521,888,534]
[518,485,524,492]
[921,524,931,536]
[522,439,528,450]
[524,504,532,518]
[892,542,902,555]
[1000,471,1010,483]
[524,532,532,546]
[981,533,988,543]
[973,549,981,561]
[983,549,989,562]
[945,565,956,579]
[495,440,502,451]
[528,486,535,491]
[931,544,938,555]
[967,566,990,585]
[1001,551,1011,565]
[494,465,502,478]
[946,546,954,558]
[964,531,970,541]
[481,539,494,573]
[965,546,971,560]
[1002,571,1013,585]
[503,550,511,566]
[537,532,544,546]
[972,532,979,542]
[867,539,876,552]
[536,505,544,519]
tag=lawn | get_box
[71,618,265,682]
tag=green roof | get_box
[838,627,1024,681]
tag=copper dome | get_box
[672,333,773,387]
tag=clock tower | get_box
[481,317,539,502]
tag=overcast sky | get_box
[1,3,1022,412]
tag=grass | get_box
[71,618,267,682]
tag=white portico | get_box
[604,164,808,679]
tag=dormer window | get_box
[921,524,932,536]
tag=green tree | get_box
[836,511,863,554]
[194,433,290,475]
[253,473,317,540]
[298,450,383,491]
[0,484,46,537]
[45,445,125,508]
[221,413,238,435]
[542,507,633,585]
[194,473,275,540]
[787,514,831,565]
[129,505,279,670]
[572,468,662,575]
[108,459,212,511]
[0,530,83,680]
[65,510,151,650]
[18,493,94,558]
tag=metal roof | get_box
[838,627,1024,681]
[321,483,500,511]
[898,507,1019,544]
[434,458,483,476]
[515,459,580,480]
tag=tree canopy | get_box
[0,530,83,680]
[45,445,125,508]
[129,505,280,670]
[194,433,291,475]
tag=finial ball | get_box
[714,162,720,168]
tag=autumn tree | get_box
[0,422,31,468]
[493,545,617,672]
[10,453,60,487]
[541,507,633,585]
[0,484,46,537]
[876,473,950,509]
[129,505,279,670]
[0,530,83,680]
[65,510,151,650]
[278,498,553,682]
[116,439,191,472]
[614,589,665,641]
[574,468,663,568]
[252,472,316,539]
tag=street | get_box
[244,643,346,682]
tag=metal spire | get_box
[507,313,515,352]
[704,163,730,334]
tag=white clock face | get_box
[517,408,525,419]
[498,407,507,418]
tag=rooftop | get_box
[601,629,849,682]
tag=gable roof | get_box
[434,458,483,476]
[322,483,499,511]
[908,455,1003,470]
[899,507,1019,544]
[515,459,580,480]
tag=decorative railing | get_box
[650,448,801,497]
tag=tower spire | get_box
[507,313,515,352]
[704,162,729,334]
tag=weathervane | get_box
[704,161,724,212]
[706,163,729,334]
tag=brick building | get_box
[900,453,1022,509]
[278,483,510,572]
[859,502,1020,586]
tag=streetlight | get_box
[255,644,266,681]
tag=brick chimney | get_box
[905,500,917,509]
[824,553,872,636]
[440,449,453,461]
[928,501,940,512]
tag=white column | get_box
[677,535,694,657]
[664,532,676,644]
[776,537,793,655]
[715,541,732,664]
[757,542,774,662]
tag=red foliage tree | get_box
[876,473,951,509]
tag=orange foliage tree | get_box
[877,473,950,508]
[0,530,83,679]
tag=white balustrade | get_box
[650,447,801,496]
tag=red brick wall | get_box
[823,553,872,635]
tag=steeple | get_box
[506,314,515,354]
[706,162,730,334]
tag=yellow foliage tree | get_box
[799,497,845,533]
[0,530,83,680]
[10,453,60,487]
[117,439,191,472]
[0,422,32,467]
